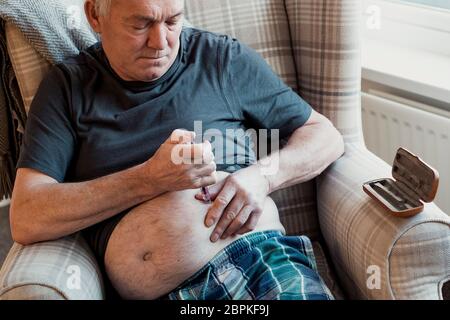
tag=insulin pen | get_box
[190,141,212,203]
[201,186,212,203]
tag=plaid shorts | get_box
[164,230,334,300]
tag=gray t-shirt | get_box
[17,27,312,183]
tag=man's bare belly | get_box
[104,171,285,300]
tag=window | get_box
[391,0,450,10]
[363,0,450,56]
[362,0,450,104]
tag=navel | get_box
[143,251,153,261]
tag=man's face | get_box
[97,0,184,82]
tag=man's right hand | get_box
[143,129,217,193]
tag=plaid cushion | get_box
[5,23,51,114]
[312,241,345,300]
[390,222,450,299]
[0,233,104,300]
[0,283,67,300]
[286,0,364,145]
[317,142,450,299]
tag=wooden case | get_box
[362,147,439,218]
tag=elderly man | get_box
[10,0,344,300]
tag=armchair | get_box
[1,0,449,300]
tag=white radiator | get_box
[362,91,450,214]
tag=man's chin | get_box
[129,57,174,81]
[137,71,165,82]
[132,66,167,82]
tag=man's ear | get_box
[84,0,102,34]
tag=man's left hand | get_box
[194,165,271,242]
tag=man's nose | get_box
[147,24,168,51]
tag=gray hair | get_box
[90,0,186,17]
[92,0,111,16]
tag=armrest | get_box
[0,233,105,300]
[316,143,450,300]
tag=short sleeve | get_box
[16,66,76,182]
[224,39,312,139]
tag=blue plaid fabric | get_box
[166,231,334,300]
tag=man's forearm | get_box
[11,163,162,244]
[258,121,345,194]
